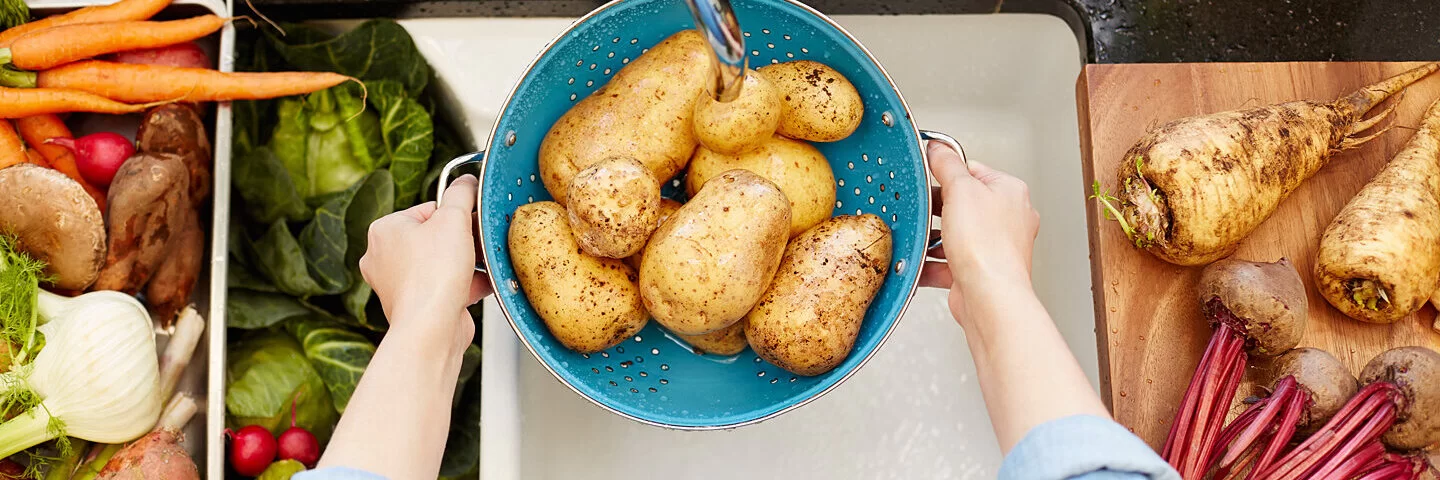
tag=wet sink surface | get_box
[402,13,1085,479]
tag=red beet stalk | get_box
[1254,382,1401,480]
[1163,322,1249,479]
[1207,375,1308,480]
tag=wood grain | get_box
[1078,62,1440,450]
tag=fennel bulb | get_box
[0,289,161,459]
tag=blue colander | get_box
[441,0,963,429]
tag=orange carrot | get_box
[37,61,356,103]
[25,149,49,168]
[2,15,227,71]
[15,115,106,209]
[0,120,24,170]
[0,87,155,117]
[0,0,173,47]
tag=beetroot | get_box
[229,425,278,477]
[1254,347,1440,480]
[96,430,200,480]
[1163,258,1308,480]
[1207,348,1359,479]
[47,132,135,187]
[108,42,210,69]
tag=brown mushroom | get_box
[0,164,106,290]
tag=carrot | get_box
[14,114,106,209]
[1315,99,1440,324]
[1,15,226,71]
[0,0,172,48]
[37,61,355,103]
[0,119,22,170]
[0,87,155,117]
[1093,63,1440,266]
[25,148,48,168]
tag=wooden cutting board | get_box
[1078,62,1440,450]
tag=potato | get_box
[693,70,782,155]
[566,157,661,258]
[539,30,717,206]
[95,153,191,294]
[757,60,863,142]
[676,319,748,356]
[509,202,648,353]
[623,198,682,271]
[640,170,790,335]
[136,104,212,206]
[746,215,892,376]
[686,135,836,237]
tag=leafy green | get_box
[0,0,28,32]
[289,318,376,414]
[369,80,434,208]
[251,221,328,297]
[274,87,383,200]
[268,19,431,96]
[298,179,364,293]
[234,147,313,224]
[226,331,339,443]
[0,234,44,362]
[440,349,482,477]
[227,290,314,330]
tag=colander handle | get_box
[684,0,747,101]
[437,151,489,273]
[918,130,968,253]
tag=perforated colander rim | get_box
[477,0,934,430]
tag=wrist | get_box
[384,309,472,359]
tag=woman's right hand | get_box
[919,140,1041,323]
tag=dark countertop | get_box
[247,0,1440,64]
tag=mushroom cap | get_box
[0,164,106,290]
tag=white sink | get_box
[401,13,1087,480]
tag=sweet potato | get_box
[135,104,211,206]
[1316,99,1440,324]
[1096,63,1439,266]
[144,208,203,325]
[94,153,190,293]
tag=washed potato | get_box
[539,30,717,205]
[623,198,683,271]
[566,157,661,258]
[676,320,748,356]
[757,60,863,142]
[693,70,782,155]
[746,215,892,376]
[640,170,791,335]
[686,135,836,237]
[509,202,648,353]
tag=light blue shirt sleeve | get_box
[999,414,1181,480]
[292,467,389,480]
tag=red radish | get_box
[276,392,320,468]
[46,132,134,187]
[1163,258,1308,480]
[227,425,277,477]
[108,41,210,69]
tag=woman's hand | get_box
[359,174,492,355]
[919,140,1041,324]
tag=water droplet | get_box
[1119,391,1128,397]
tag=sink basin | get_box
[401,12,1086,479]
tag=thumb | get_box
[927,140,972,188]
[437,175,479,218]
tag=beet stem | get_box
[1217,377,1296,469]
[1194,344,1247,479]
[1165,327,1226,465]
[1258,383,1399,480]
[1249,387,1306,478]
[1317,442,1386,480]
[1308,402,1396,479]
[1167,325,1248,480]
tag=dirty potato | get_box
[757,60,863,142]
[686,134,836,237]
[640,170,790,335]
[539,30,717,206]
[693,70,782,155]
[509,202,648,353]
[566,157,661,258]
[746,215,892,376]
